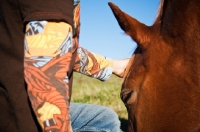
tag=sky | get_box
[79,0,160,59]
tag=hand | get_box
[112,58,131,78]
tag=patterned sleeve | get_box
[73,1,114,81]
[23,0,81,131]
[24,21,74,132]
[73,47,114,81]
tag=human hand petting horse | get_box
[113,58,130,78]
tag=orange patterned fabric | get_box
[24,22,74,131]
[24,1,113,131]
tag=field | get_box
[71,72,128,131]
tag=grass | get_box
[71,72,128,131]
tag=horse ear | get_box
[108,2,150,49]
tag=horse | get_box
[108,0,200,131]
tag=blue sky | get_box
[79,0,160,59]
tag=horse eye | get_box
[121,90,133,104]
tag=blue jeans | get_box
[70,103,121,132]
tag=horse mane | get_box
[154,0,200,48]
[154,0,165,25]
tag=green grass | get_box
[71,72,128,120]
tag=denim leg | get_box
[70,102,121,132]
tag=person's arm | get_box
[24,21,74,132]
[72,2,130,80]
[73,47,130,81]
[73,47,114,81]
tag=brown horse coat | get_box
[109,0,200,132]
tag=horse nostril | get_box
[121,91,133,103]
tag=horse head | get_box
[109,0,200,131]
